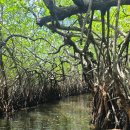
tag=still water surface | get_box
[0,94,91,130]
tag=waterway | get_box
[0,94,91,130]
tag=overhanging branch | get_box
[2,34,50,46]
[37,0,130,27]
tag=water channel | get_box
[0,94,91,130]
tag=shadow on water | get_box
[0,94,91,130]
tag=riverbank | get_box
[0,70,89,117]
[0,94,91,130]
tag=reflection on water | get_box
[0,94,91,130]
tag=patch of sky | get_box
[60,17,77,26]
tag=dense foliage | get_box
[0,0,130,129]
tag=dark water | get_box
[0,94,91,130]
